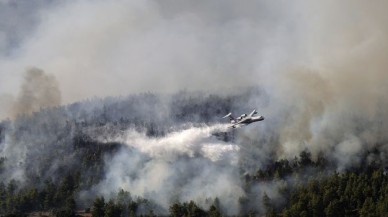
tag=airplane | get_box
[222,109,264,128]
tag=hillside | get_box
[1,90,388,217]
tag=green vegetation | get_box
[1,92,387,216]
[273,167,388,217]
[1,150,388,216]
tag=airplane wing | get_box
[248,109,257,117]
[223,113,237,123]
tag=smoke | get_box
[12,67,61,118]
[1,0,388,215]
[0,94,13,119]
[260,0,388,169]
[87,124,243,214]
[0,0,297,104]
[0,0,55,56]
[0,67,61,119]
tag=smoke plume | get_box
[1,0,388,215]
[11,67,61,118]
[87,124,242,214]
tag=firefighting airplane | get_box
[222,109,264,128]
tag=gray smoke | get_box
[84,124,243,214]
[0,0,296,104]
[0,67,61,119]
[1,0,388,215]
[12,67,61,118]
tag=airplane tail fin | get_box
[222,113,236,123]
[248,109,258,117]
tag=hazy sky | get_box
[1,1,388,154]
[0,0,301,105]
[2,1,388,213]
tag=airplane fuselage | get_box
[237,115,264,124]
[223,109,264,128]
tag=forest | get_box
[1,90,387,217]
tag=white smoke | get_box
[1,0,388,215]
[91,124,243,214]
[0,0,296,108]
[117,124,237,162]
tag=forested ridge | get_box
[2,150,388,216]
[0,91,387,216]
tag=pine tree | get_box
[92,197,106,217]
[359,197,377,217]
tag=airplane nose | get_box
[261,116,265,120]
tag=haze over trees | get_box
[0,91,388,216]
